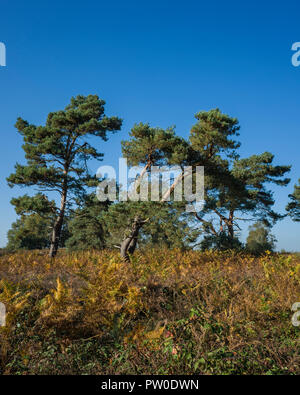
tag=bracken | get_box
[0,249,299,375]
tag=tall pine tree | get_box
[7,95,122,257]
[187,109,290,243]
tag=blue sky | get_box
[0,0,299,250]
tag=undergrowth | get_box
[0,249,299,375]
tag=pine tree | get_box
[7,214,52,251]
[118,123,187,260]
[286,179,300,221]
[246,222,277,255]
[195,152,291,240]
[103,201,198,253]
[7,95,122,257]
[188,109,291,241]
[66,194,110,251]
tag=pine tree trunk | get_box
[49,216,64,257]
[119,163,152,261]
[227,224,234,238]
[120,217,148,262]
[119,167,187,261]
[227,210,234,238]
[49,187,67,258]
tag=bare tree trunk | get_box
[161,168,190,202]
[120,217,148,262]
[134,162,150,191]
[119,166,187,261]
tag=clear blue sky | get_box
[0,0,299,250]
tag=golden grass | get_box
[0,249,299,374]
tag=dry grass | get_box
[0,249,299,375]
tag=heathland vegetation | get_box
[0,249,299,374]
[1,95,299,374]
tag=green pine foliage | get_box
[246,222,277,255]
[188,109,290,241]
[286,179,300,221]
[7,95,122,256]
[103,201,199,250]
[6,214,52,251]
[66,194,110,251]
[5,103,294,255]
